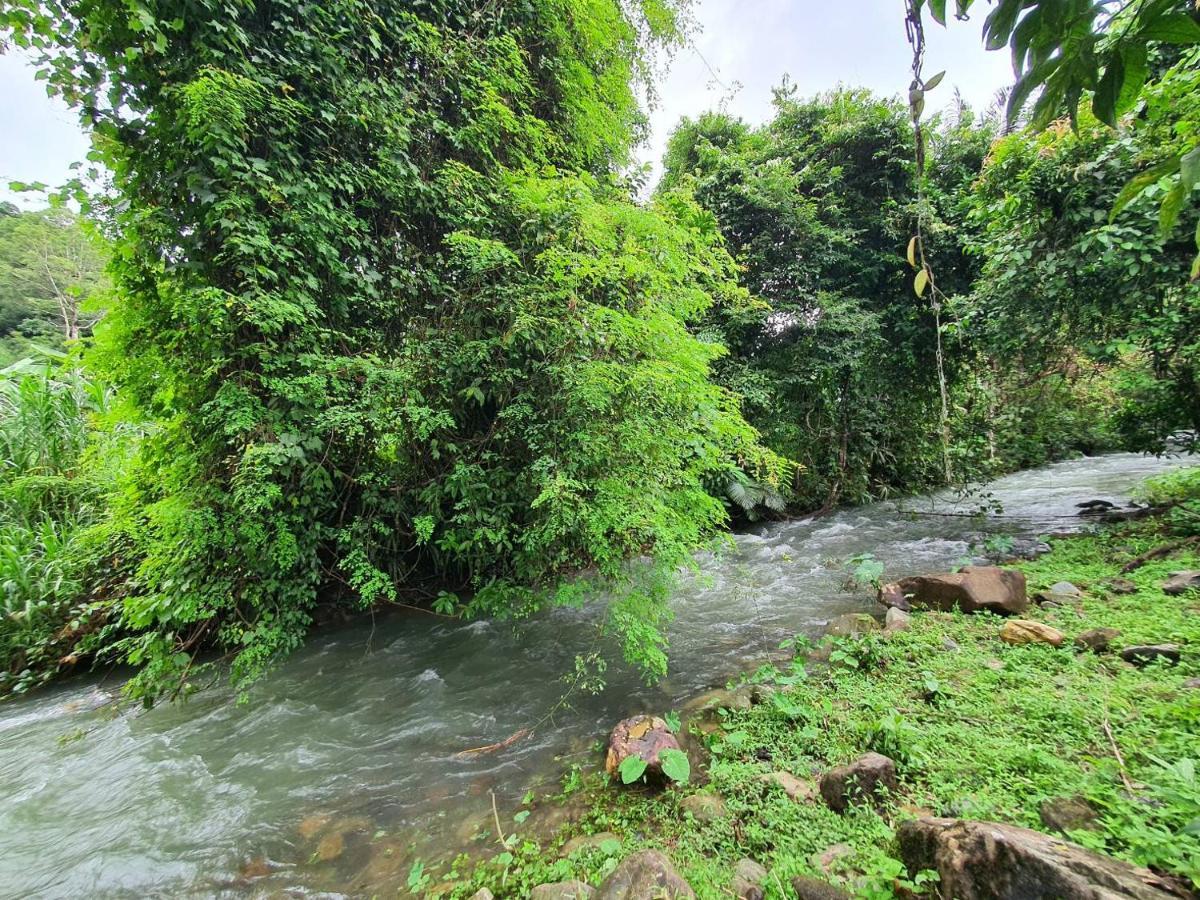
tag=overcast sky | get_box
[0,1,1013,206]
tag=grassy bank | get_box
[435,512,1200,898]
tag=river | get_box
[0,452,1192,898]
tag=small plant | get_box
[406,859,431,893]
[843,553,886,591]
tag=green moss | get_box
[444,520,1200,897]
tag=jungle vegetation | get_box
[0,0,1196,701]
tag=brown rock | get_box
[999,620,1065,647]
[1106,578,1138,595]
[1075,628,1120,653]
[819,752,898,813]
[561,832,620,857]
[530,881,596,900]
[731,858,767,900]
[596,850,695,899]
[604,715,681,781]
[791,875,853,900]
[825,613,881,638]
[315,831,344,862]
[759,771,818,802]
[897,817,1189,898]
[811,843,853,876]
[680,792,728,823]
[1163,571,1200,595]
[1039,796,1098,833]
[884,607,911,634]
[880,566,1027,616]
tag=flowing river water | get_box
[1,452,1194,899]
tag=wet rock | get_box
[680,792,728,823]
[897,816,1188,898]
[1163,571,1200,596]
[1107,577,1139,595]
[683,686,752,716]
[791,875,854,900]
[1074,628,1120,653]
[530,880,596,900]
[1076,499,1116,511]
[596,849,695,899]
[878,566,1027,616]
[1039,796,1098,833]
[825,613,881,638]
[238,857,273,880]
[561,832,620,857]
[315,831,345,862]
[297,813,332,840]
[999,620,1065,647]
[819,752,898,813]
[884,607,911,634]
[731,858,767,900]
[1120,645,1181,667]
[759,770,818,802]
[605,715,681,782]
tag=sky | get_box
[0,1,1014,205]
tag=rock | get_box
[1076,499,1116,511]
[759,771,818,802]
[605,715,682,781]
[561,832,620,857]
[530,881,596,900]
[1120,645,1181,667]
[1184,678,1200,690]
[999,620,1065,647]
[819,752,898,813]
[811,843,853,876]
[469,890,495,900]
[315,831,344,862]
[897,817,1188,899]
[985,658,1005,671]
[596,849,695,899]
[1074,628,1120,653]
[1039,796,1098,833]
[683,686,752,716]
[680,792,728,823]
[1035,582,1083,608]
[878,566,1027,616]
[942,637,960,652]
[1051,581,1083,596]
[884,607,911,634]
[825,613,881,638]
[297,813,332,840]
[731,858,767,900]
[791,875,854,900]
[1163,571,1200,596]
[1106,578,1138,595]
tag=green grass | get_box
[435,520,1200,898]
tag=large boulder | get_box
[604,716,681,781]
[791,875,853,900]
[897,817,1190,899]
[1120,645,1181,667]
[596,850,694,899]
[878,566,1027,616]
[731,859,767,900]
[819,752,898,813]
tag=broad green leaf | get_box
[914,268,930,297]
[907,236,918,269]
[618,755,648,784]
[924,70,945,91]
[928,0,948,26]
[1115,44,1148,115]
[1159,182,1187,237]
[1180,146,1200,194]
[1091,51,1124,128]
[659,748,691,783]
[1109,157,1180,222]
[1140,13,1200,44]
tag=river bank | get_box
[438,508,1200,898]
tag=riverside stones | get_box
[1120,644,1181,667]
[1162,571,1200,595]
[884,607,911,634]
[604,715,681,781]
[791,875,853,900]
[897,817,1190,899]
[596,850,694,899]
[824,612,881,638]
[561,832,620,857]
[680,792,728,823]
[999,620,1065,647]
[731,858,767,900]
[1074,627,1120,653]
[530,881,596,900]
[1039,796,1098,833]
[819,752,897,813]
[878,566,1027,615]
[759,770,818,802]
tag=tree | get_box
[1,0,787,699]
[0,207,107,344]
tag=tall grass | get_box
[0,355,115,694]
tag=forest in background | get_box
[0,0,1197,701]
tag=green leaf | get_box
[927,0,948,25]
[1115,44,1148,116]
[1159,182,1187,237]
[1109,157,1180,222]
[924,70,945,91]
[513,809,530,824]
[1140,13,1200,44]
[659,748,691,783]
[1180,146,1200,194]
[599,837,622,855]
[906,236,918,269]
[618,755,648,784]
[1091,51,1124,128]
[664,710,681,733]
